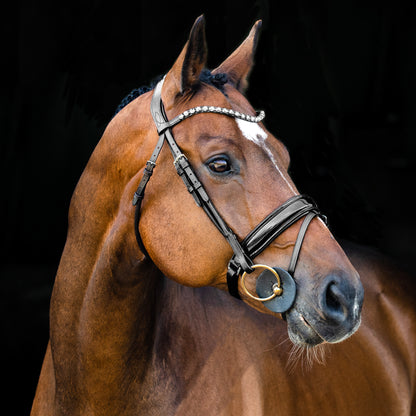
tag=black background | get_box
[2,1,416,413]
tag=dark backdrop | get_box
[2,1,416,413]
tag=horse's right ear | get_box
[162,15,207,108]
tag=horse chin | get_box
[286,308,325,347]
[286,306,362,347]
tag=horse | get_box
[31,16,416,415]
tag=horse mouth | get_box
[286,309,325,347]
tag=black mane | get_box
[114,69,228,116]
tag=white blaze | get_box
[236,118,296,194]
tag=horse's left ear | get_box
[212,20,262,93]
[163,15,207,105]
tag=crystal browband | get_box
[154,105,265,135]
[177,106,265,123]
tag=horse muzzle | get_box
[286,271,364,346]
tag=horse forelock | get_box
[114,69,229,117]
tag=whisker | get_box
[287,344,303,374]
[262,334,292,354]
[260,335,331,374]
[286,342,329,373]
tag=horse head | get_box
[117,16,363,347]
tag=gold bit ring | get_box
[240,264,283,302]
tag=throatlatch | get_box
[133,76,326,314]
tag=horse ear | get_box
[212,20,262,93]
[163,15,207,101]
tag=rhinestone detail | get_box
[170,106,265,128]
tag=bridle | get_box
[132,76,326,313]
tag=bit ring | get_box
[240,264,283,302]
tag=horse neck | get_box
[49,94,163,411]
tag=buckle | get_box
[173,153,187,168]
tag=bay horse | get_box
[31,16,416,415]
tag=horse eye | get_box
[207,157,232,174]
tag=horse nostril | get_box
[325,283,347,319]
[313,274,363,342]
[321,277,352,325]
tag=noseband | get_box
[132,77,326,313]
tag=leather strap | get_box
[287,211,317,275]
[242,195,318,258]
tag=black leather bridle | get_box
[132,76,325,313]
